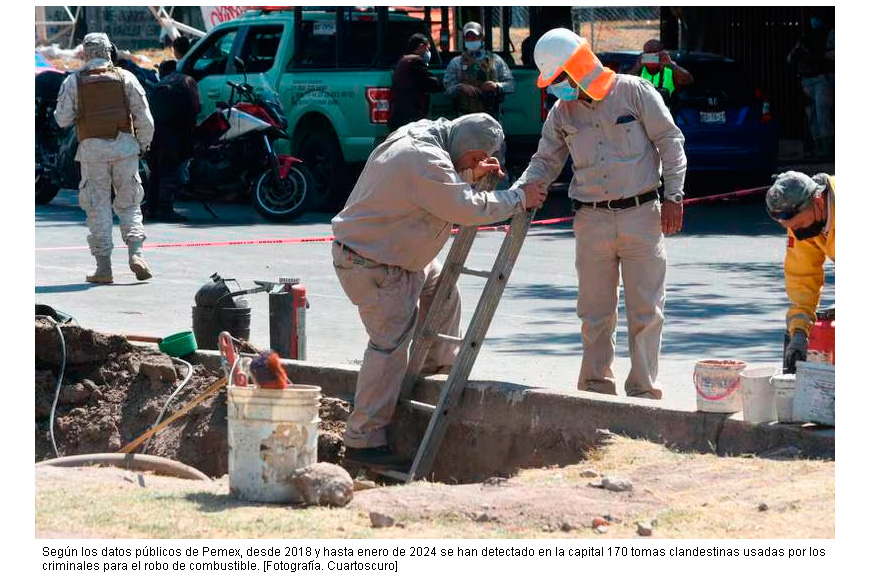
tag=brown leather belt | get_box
[571,190,659,211]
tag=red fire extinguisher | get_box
[807,309,835,365]
[289,278,307,361]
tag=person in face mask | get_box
[766,171,836,372]
[443,21,515,120]
[387,33,444,131]
[513,28,687,400]
[331,113,547,470]
[787,11,834,159]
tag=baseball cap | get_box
[766,171,824,220]
[463,22,483,37]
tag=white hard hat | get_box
[534,28,583,88]
[533,27,615,100]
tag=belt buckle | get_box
[606,198,616,210]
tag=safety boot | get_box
[127,239,153,281]
[85,256,113,284]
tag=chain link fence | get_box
[572,6,660,52]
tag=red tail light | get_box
[366,87,392,124]
[755,88,772,124]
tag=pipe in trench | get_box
[35,453,212,481]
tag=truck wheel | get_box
[298,130,347,211]
[253,164,312,222]
[35,174,60,205]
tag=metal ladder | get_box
[377,208,536,483]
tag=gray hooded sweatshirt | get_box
[332,114,526,271]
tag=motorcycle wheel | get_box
[252,164,312,222]
[35,173,60,205]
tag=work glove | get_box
[784,329,808,374]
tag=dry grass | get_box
[35,436,834,539]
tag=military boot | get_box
[85,255,113,284]
[128,239,153,281]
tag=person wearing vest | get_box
[629,39,693,102]
[387,33,444,131]
[514,29,687,400]
[54,32,155,284]
[765,171,835,373]
[443,22,515,121]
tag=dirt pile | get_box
[35,320,349,476]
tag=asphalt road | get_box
[35,186,834,411]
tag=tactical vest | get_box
[454,52,502,116]
[75,66,134,140]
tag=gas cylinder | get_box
[289,279,307,360]
[807,310,835,365]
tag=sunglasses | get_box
[552,70,570,84]
[767,201,812,222]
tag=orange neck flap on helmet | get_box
[556,40,615,101]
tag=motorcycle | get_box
[35,70,77,204]
[185,58,313,222]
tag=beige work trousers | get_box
[332,243,460,448]
[573,200,666,398]
[79,156,146,257]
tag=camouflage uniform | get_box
[443,49,514,120]
[54,33,154,282]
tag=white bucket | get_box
[772,373,797,423]
[793,361,835,426]
[694,359,747,413]
[739,366,778,423]
[227,385,321,503]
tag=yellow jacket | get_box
[785,175,835,336]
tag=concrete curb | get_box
[189,351,834,483]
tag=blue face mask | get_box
[465,40,482,52]
[547,79,579,101]
[422,50,431,64]
[810,17,823,29]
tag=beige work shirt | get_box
[332,128,526,272]
[514,74,686,202]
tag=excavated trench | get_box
[35,319,348,477]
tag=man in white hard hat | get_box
[513,28,687,399]
[443,21,515,120]
[332,113,547,469]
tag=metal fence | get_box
[571,6,660,52]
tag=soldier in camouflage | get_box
[54,32,155,284]
[443,21,515,121]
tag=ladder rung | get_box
[433,333,464,345]
[460,266,491,278]
[402,399,436,414]
[366,467,409,481]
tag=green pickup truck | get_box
[178,7,546,210]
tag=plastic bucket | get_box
[694,359,747,413]
[192,305,251,350]
[227,385,321,503]
[738,366,778,423]
[158,330,197,357]
[772,373,797,423]
[793,361,835,426]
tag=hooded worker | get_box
[331,113,547,469]
[765,171,835,372]
[513,28,687,400]
[443,21,515,120]
[54,32,155,284]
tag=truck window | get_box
[290,18,428,70]
[188,28,239,80]
[237,25,284,74]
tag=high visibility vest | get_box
[641,66,675,96]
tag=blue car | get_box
[597,50,779,191]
